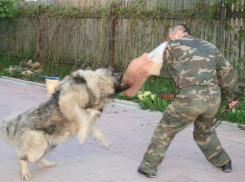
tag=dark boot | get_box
[222,160,232,172]
[137,167,156,178]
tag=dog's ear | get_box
[108,66,117,73]
[108,65,113,70]
[108,66,120,78]
[108,66,116,73]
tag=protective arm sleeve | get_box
[216,49,239,102]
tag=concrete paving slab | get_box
[0,78,245,182]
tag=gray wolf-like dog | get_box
[1,67,129,180]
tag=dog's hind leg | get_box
[19,159,31,180]
[37,143,57,168]
[37,158,56,168]
[16,131,48,180]
[90,124,110,148]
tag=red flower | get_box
[0,66,5,70]
[159,93,174,101]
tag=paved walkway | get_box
[0,78,244,182]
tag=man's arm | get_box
[216,49,239,107]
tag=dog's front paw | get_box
[21,171,31,180]
[48,161,57,167]
[78,132,87,145]
[78,138,85,145]
[99,140,111,149]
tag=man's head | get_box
[168,24,190,40]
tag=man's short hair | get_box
[170,24,190,35]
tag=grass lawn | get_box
[1,54,245,125]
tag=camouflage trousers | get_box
[140,86,230,174]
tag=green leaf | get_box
[0,13,6,18]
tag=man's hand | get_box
[229,100,239,109]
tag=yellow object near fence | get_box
[45,77,59,93]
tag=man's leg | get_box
[193,96,230,167]
[140,96,201,174]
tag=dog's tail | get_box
[1,114,19,146]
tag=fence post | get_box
[109,3,116,68]
[37,5,44,68]
[218,1,227,54]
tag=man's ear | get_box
[176,30,180,39]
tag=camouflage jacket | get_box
[164,35,239,102]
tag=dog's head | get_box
[95,66,129,98]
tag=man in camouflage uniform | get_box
[138,24,239,178]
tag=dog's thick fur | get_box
[1,67,128,180]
